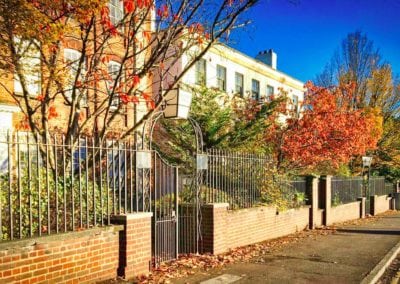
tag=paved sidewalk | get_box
[173,212,400,284]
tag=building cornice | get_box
[0,104,21,113]
[210,44,305,91]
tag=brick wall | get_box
[0,212,153,283]
[371,195,392,216]
[329,201,361,225]
[201,204,310,255]
[111,213,153,279]
[0,226,122,284]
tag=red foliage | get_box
[124,0,135,13]
[266,82,383,170]
[48,105,58,119]
[16,115,30,131]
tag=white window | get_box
[108,0,124,27]
[63,48,86,105]
[216,65,227,92]
[195,59,206,85]
[13,38,41,97]
[235,72,244,97]
[266,85,274,97]
[107,61,122,110]
[292,94,299,115]
[251,79,260,101]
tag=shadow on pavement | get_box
[337,229,400,235]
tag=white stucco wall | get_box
[180,44,305,106]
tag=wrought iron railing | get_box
[384,183,396,196]
[0,131,149,241]
[331,177,364,206]
[201,149,271,209]
[278,177,310,207]
[331,176,392,206]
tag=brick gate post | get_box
[111,213,153,279]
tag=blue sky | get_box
[230,0,400,82]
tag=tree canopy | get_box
[265,82,383,173]
[315,30,400,177]
[0,0,258,146]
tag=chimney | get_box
[255,49,277,70]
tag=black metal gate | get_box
[151,151,179,267]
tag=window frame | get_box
[107,60,122,110]
[292,94,299,115]
[63,48,87,106]
[266,85,274,97]
[195,58,207,86]
[251,79,260,101]
[234,72,244,97]
[108,0,124,28]
[13,37,41,97]
[216,64,227,92]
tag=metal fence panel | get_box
[331,177,364,206]
[0,131,147,241]
[202,149,270,209]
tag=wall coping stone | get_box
[0,225,123,251]
[202,203,230,209]
[217,204,311,214]
[111,212,153,221]
[373,195,392,200]
[331,200,361,209]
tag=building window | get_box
[251,79,260,101]
[292,94,299,115]
[13,38,41,97]
[108,61,122,110]
[64,48,86,105]
[216,65,227,91]
[266,85,274,97]
[195,58,206,85]
[235,72,244,97]
[108,0,124,27]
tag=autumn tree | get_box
[265,82,383,173]
[316,30,400,176]
[0,0,258,148]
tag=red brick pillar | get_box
[111,213,153,279]
[201,203,229,255]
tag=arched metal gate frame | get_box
[140,112,205,267]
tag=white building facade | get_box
[175,44,305,117]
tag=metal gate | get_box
[178,165,204,255]
[150,152,204,267]
[151,151,179,267]
[146,115,205,266]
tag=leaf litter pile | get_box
[107,212,394,284]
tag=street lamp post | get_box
[362,156,373,198]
